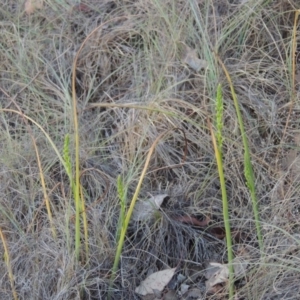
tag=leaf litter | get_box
[135,267,177,296]
[132,194,169,222]
[205,259,248,294]
[24,0,43,14]
[181,44,208,72]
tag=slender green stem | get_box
[109,129,183,298]
[209,84,234,298]
[216,56,263,252]
[70,16,133,263]
[111,132,165,276]
[116,175,127,243]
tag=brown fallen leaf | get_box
[208,227,226,239]
[174,215,211,227]
[73,3,92,12]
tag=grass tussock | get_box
[1,0,300,299]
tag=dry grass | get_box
[1,0,300,299]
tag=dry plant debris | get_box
[135,268,176,296]
[204,258,248,295]
[24,0,43,14]
[205,262,229,293]
[181,45,208,72]
[132,194,169,222]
